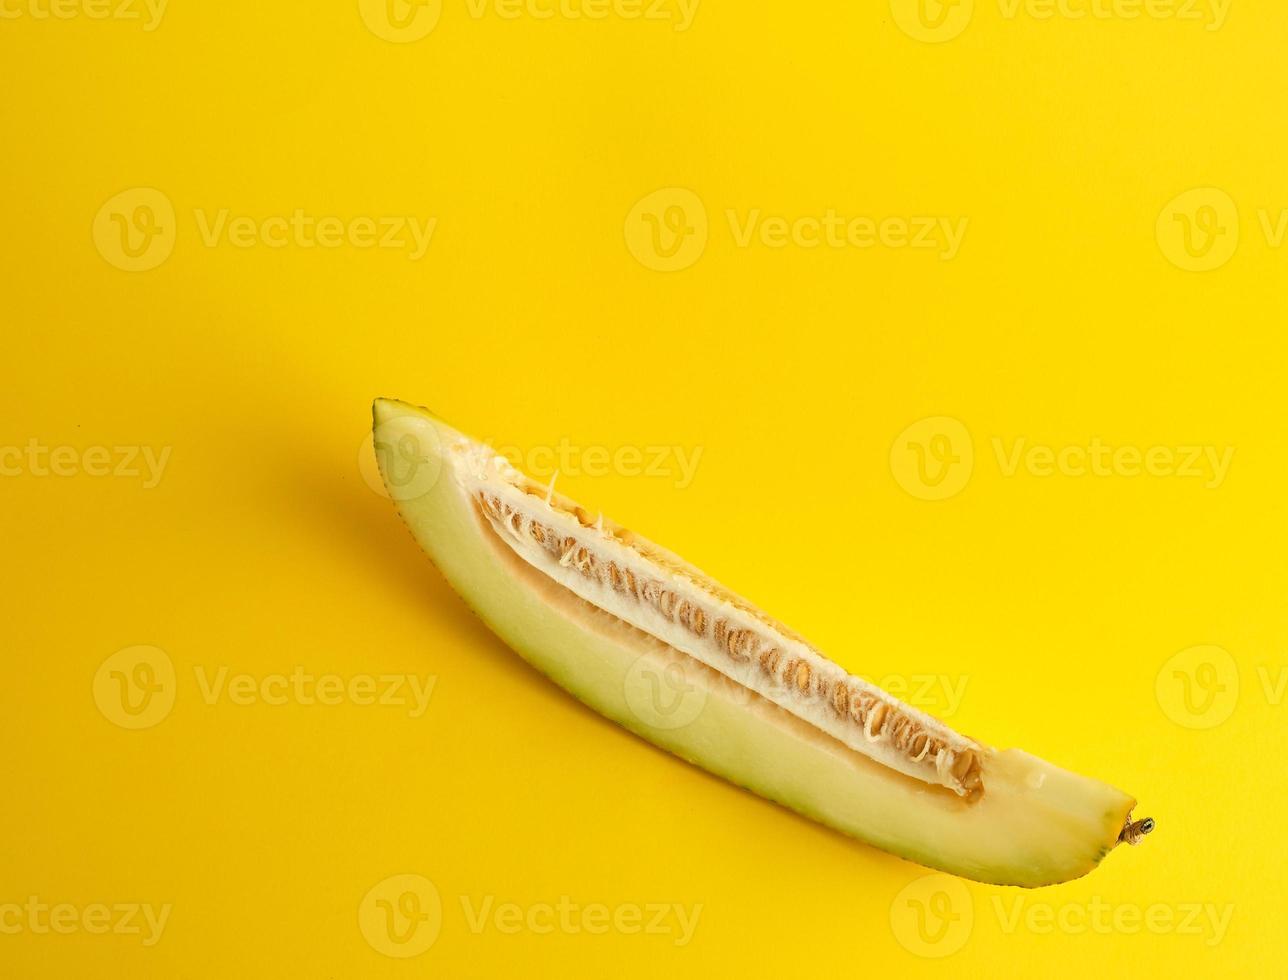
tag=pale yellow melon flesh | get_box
[372,398,1145,887]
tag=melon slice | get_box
[372,398,1152,887]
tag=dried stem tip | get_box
[1119,817,1156,846]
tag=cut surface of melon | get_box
[372,398,1148,887]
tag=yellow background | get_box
[2,0,1284,975]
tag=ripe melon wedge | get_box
[372,398,1151,887]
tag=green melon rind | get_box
[373,398,1136,887]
